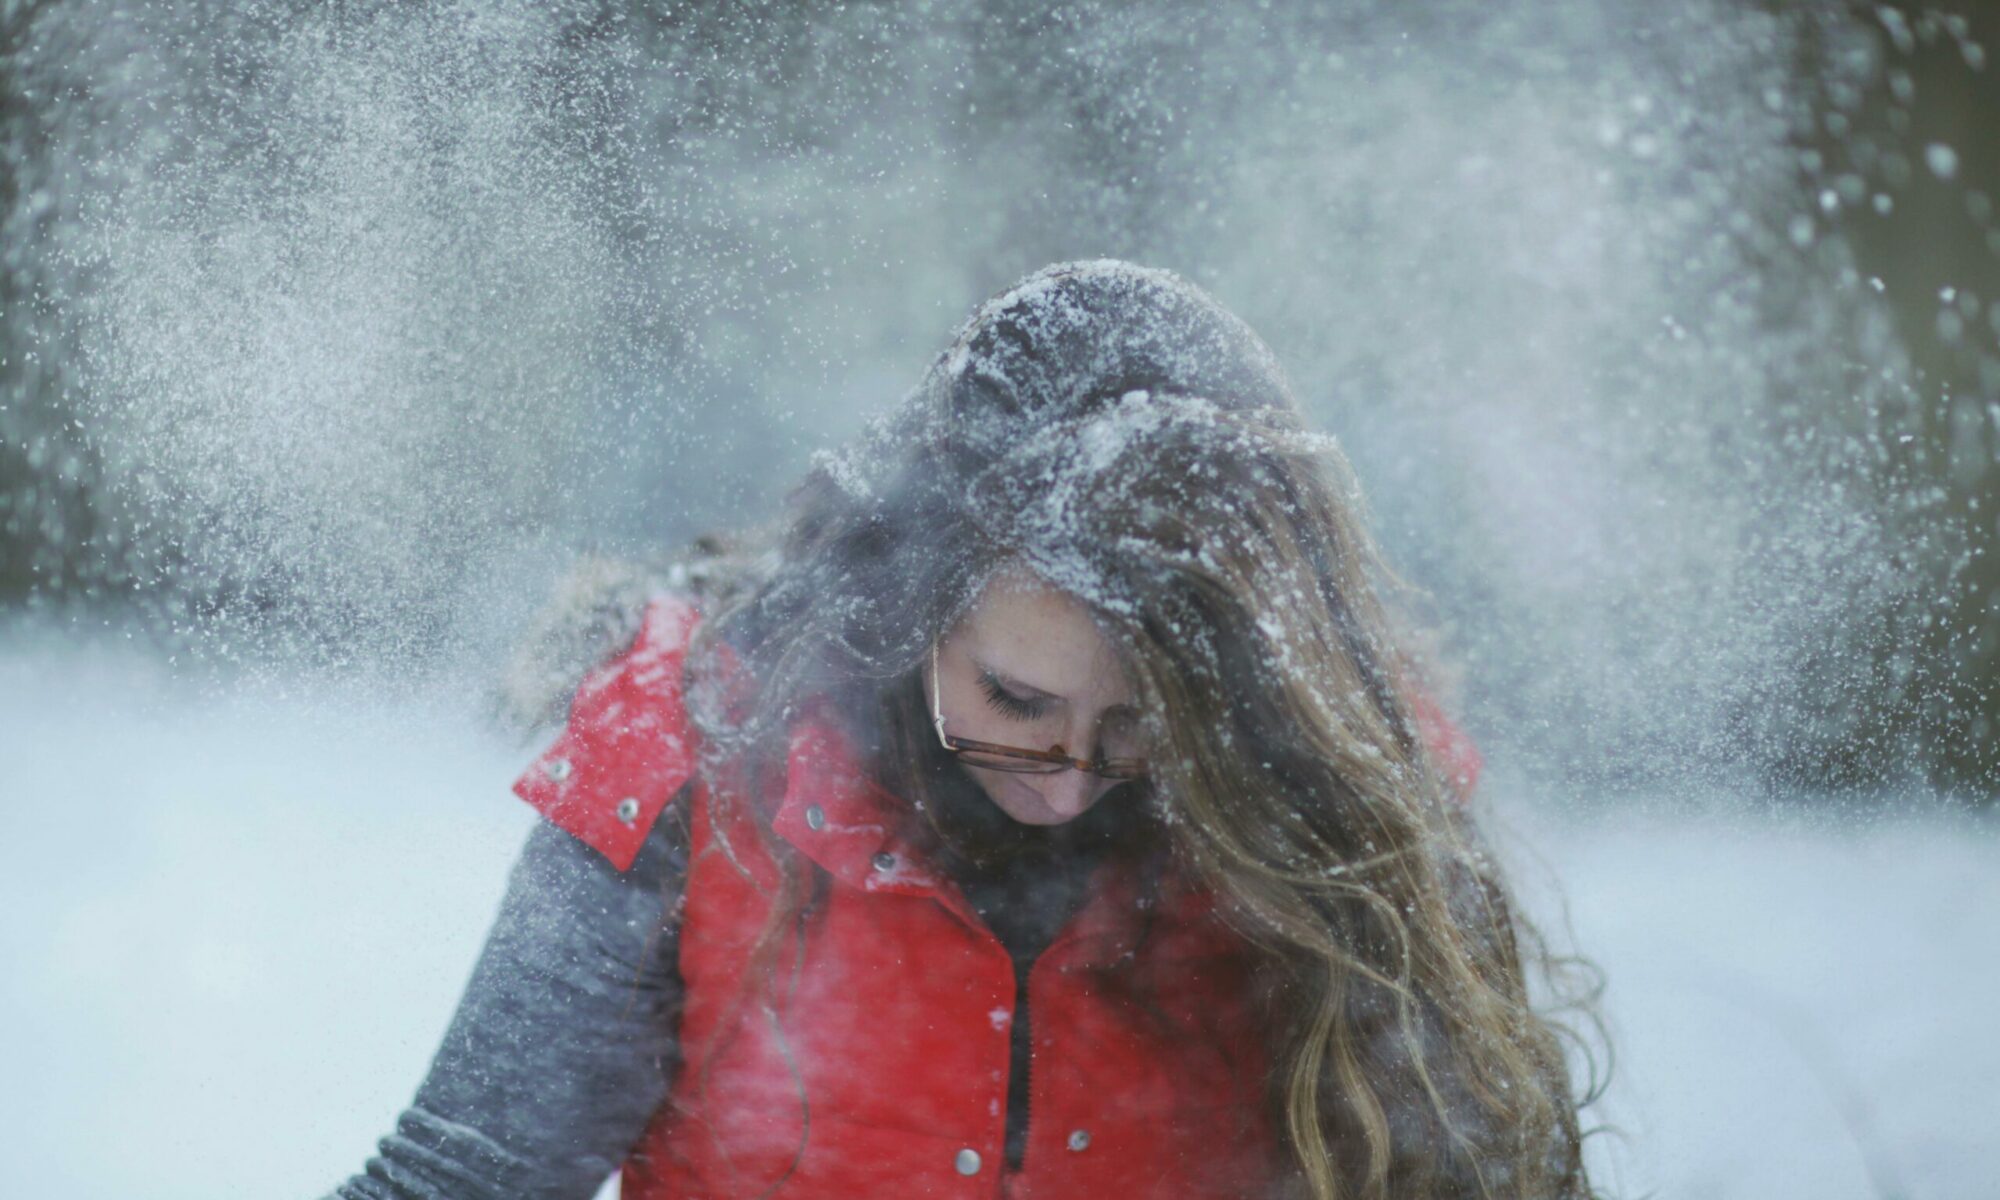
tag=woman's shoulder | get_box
[507,571,711,872]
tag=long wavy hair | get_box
[676,259,1605,1200]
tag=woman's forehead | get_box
[957,570,1130,699]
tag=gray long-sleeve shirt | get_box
[327,797,693,1200]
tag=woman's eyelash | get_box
[978,672,1050,720]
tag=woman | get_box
[331,259,1599,1200]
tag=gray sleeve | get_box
[325,793,692,1200]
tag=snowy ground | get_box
[2,636,1994,1199]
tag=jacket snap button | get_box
[954,1148,981,1175]
[805,804,826,831]
[615,797,641,825]
[1067,1128,1091,1151]
[544,757,572,781]
[871,851,896,871]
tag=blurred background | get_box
[2,1,1995,1197]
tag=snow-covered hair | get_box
[693,259,1324,716]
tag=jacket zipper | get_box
[962,872,1088,1180]
[1007,930,1074,1179]
[1013,957,1033,1173]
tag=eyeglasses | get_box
[929,642,1149,780]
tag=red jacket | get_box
[513,596,1483,1198]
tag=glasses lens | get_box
[953,749,1069,773]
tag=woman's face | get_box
[924,567,1144,826]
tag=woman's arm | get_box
[325,796,690,1200]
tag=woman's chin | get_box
[998,803,1073,827]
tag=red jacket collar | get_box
[770,705,948,896]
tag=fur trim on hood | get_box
[487,537,758,739]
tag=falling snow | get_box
[5,0,1998,1196]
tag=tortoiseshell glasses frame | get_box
[928,642,1149,780]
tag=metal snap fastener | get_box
[615,797,641,825]
[544,757,572,781]
[871,851,895,871]
[804,804,826,831]
[1067,1128,1091,1151]
[954,1148,981,1175]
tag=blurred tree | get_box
[1787,2,1999,793]
[1,0,110,605]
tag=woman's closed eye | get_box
[978,671,1052,721]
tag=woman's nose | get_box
[1039,769,1097,820]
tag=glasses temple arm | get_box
[930,641,954,750]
